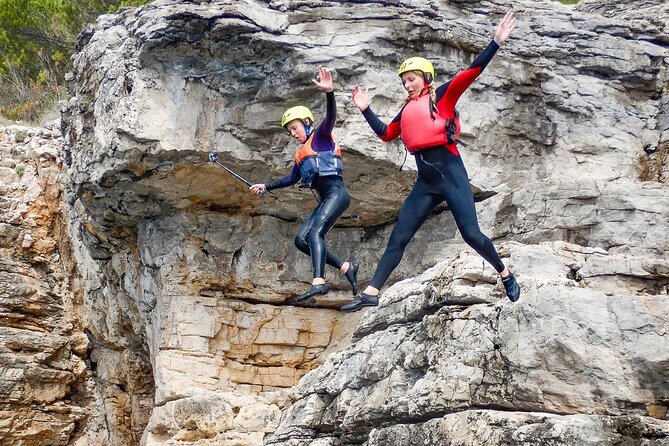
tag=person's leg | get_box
[367,180,442,290]
[438,152,505,273]
[342,180,442,311]
[305,181,350,279]
[439,152,519,301]
[294,210,316,257]
[297,180,351,302]
[294,201,348,274]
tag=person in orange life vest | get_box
[341,11,520,312]
[250,66,358,303]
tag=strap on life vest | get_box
[294,135,342,165]
[294,135,343,187]
[445,110,468,147]
[427,95,468,149]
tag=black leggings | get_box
[295,176,351,279]
[369,147,505,289]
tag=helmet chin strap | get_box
[423,72,433,85]
[304,120,313,138]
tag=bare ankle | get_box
[363,286,379,296]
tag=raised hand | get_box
[495,11,517,45]
[312,65,334,92]
[351,85,370,112]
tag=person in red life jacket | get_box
[250,66,359,303]
[341,11,520,312]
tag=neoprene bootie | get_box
[502,273,520,302]
[340,292,379,312]
[297,283,329,303]
[345,260,359,295]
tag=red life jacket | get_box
[294,135,343,187]
[400,94,460,155]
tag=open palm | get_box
[495,11,517,44]
[312,65,333,92]
[351,85,369,112]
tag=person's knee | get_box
[341,194,351,210]
[388,230,413,251]
[295,235,309,252]
[460,227,485,248]
[307,225,327,242]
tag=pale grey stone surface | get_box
[270,242,669,445]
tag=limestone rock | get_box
[270,242,669,445]
[0,123,90,446]
[1,0,661,445]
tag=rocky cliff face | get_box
[268,241,669,445]
[2,0,668,444]
[0,124,91,445]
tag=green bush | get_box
[0,0,151,122]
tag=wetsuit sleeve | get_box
[435,39,500,111]
[266,164,300,190]
[312,91,337,152]
[361,107,402,142]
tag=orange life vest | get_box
[294,135,343,187]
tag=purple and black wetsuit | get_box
[265,91,351,279]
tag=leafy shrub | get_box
[0,0,151,122]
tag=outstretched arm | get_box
[352,85,402,142]
[313,66,337,141]
[250,165,300,194]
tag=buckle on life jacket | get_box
[445,110,467,147]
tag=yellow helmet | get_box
[397,57,434,83]
[281,106,314,128]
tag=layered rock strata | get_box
[0,124,90,445]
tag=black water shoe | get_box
[345,260,359,295]
[296,283,329,303]
[502,273,520,302]
[340,292,379,312]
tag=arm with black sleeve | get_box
[361,106,403,142]
[312,91,337,151]
[265,164,301,191]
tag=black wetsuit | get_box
[362,40,506,290]
[266,91,351,279]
